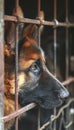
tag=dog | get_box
[4,7,69,129]
[4,23,69,130]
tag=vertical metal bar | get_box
[66,28,69,79]
[38,0,40,18]
[38,0,41,47]
[15,0,19,130]
[15,23,19,130]
[54,29,57,76]
[38,1,41,130]
[15,0,19,10]
[66,0,69,79]
[15,0,19,112]
[0,0,4,130]
[38,109,40,130]
[65,1,69,130]
[53,0,57,130]
[54,0,57,76]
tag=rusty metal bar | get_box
[62,77,74,86]
[65,2,70,128]
[66,28,69,79]
[53,0,57,130]
[15,0,19,130]
[37,1,41,129]
[65,5,69,129]
[66,0,69,79]
[3,103,36,123]
[53,28,57,76]
[38,0,40,17]
[54,0,57,76]
[15,25,19,110]
[15,23,19,130]
[66,0,68,22]
[38,0,41,47]
[4,15,74,27]
[15,0,19,11]
[0,0,4,130]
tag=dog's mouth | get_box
[19,88,64,109]
[34,95,63,109]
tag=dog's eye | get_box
[30,63,40,74]
[30,63,39,71]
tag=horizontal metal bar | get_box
[4,15,17,22]
[3,103,36,123]
[62,77,74,86]
[4,15,74,27]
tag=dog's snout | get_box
[33,66,69,109]
[44,67,69,99]
[53,79,69,99]
[54,84,69,99]
[59,86,69,99]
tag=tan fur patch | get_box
[30,53,39,59]
[26,37,37,45]
[4,74,15,95]
[4,45,10,57]
[18,72,26,88]
[4,96,15,116]
[4,96,15,130]
[19,59,36,70]
[40,48,46,63]
[24,41,31,47]
[5,72,26,95]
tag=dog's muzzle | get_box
[19,66,69,109]
[34,67,69,109]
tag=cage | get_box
[0,0,74,130]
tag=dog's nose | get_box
[53,78,69,99]
[55,78,69,99]
[59,87,69,99]
[54,81,69,99]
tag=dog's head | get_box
[17,24,69,109]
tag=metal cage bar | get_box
[4,15,74,27]
[66,0,69,79]
[37,1,41,130]
[53,0,57,79]
[53,0,57,130]
[38,0,41,47]
[0,0,4,130]
[15,0,20,130]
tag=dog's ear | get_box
[13,6,24,39]
[23,24,39,43]
[36,10,44,34]
[5,6,24,54]
[13,6,24,19]
[23,10,44,43]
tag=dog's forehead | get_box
[19,39,45,69]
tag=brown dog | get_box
[4,21,69,130]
